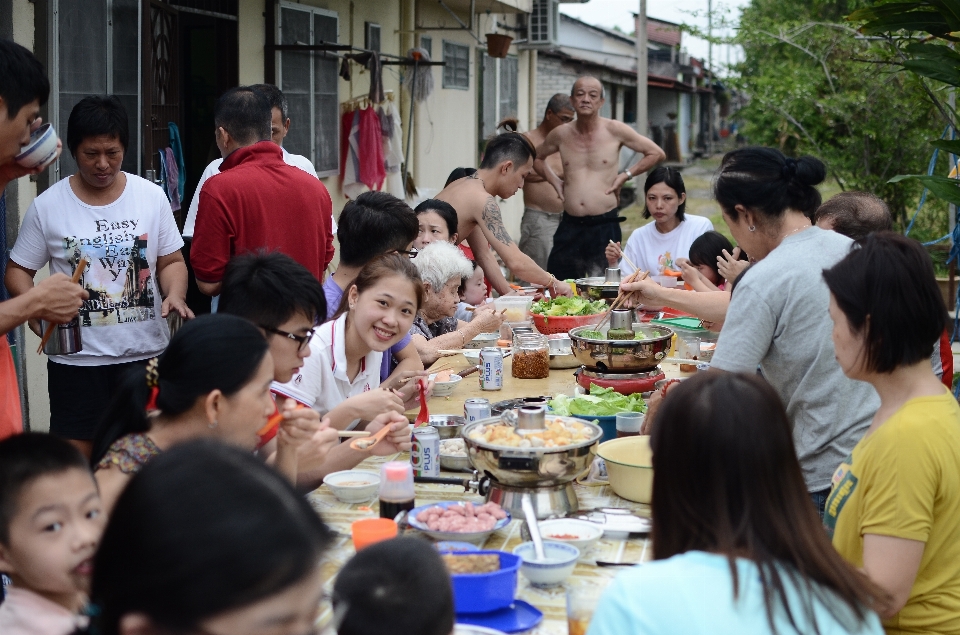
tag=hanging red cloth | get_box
[357,107,385,191]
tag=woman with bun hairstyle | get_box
[624,147,879,518]
[85,440,333,635]
[91,314,325,511]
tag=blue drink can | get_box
[479,347,504,391]
[411,426,440,477]
[464,398,492,422]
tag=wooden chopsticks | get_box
[609,240,640,274]
[37,258,87,354]
[596,269,649,332]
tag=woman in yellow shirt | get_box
[823,232,960,634]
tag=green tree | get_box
[848,2,960,214]
[731,0,941,227]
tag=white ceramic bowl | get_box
[466,332,499,350]
[430,372,462,397]
[537,518,603,552]
[14,123,58,169]
[322,470,380,503]
[512,541,580,587]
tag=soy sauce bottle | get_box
[379,461,416,520]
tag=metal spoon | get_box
[521,493,546,562]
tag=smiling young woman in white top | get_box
[273,253,426,430]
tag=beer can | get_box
[479,347,504,391]
[411,426,440,477]
[464,397,492,422]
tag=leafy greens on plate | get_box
[549,383,647,417]
[531,296,607,317]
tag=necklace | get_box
[781,224,811,241]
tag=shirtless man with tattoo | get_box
[436,132,574,297]
[534,76,666,279]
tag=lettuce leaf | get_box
[548,383,647,416]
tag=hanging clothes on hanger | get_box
[341,105,385,199]
[342,52,385,104]
[341,108,362,199]
[167,123,186,201]
[381,101,404,199]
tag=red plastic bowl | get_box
[531,312,602,335]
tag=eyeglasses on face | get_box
[260,325,316,352]
[395,247,418,259]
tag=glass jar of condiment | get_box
[512,333,549,379]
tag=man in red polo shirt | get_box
[191,86,334,295]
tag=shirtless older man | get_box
[437,132,573,297]
[535,76,666,280]
[519,94,574,270]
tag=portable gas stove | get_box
[575,367,665,395]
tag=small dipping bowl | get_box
[428,414,467,439]
[512,541,580,587]
[430,373,463,397]
[322,470,380,503]
[14,123,58,169]
[537,518,603,553]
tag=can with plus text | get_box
[479,347,504,391]
[464,397,492,422]
[411,426,440,477]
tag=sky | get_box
[558,0,751,73]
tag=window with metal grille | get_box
[52,0,140,181]
[420,35,433,58]
[528,0,555,44]
[442,41,470,90]
[277,2,339,176]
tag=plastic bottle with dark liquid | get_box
[379,461,415,520]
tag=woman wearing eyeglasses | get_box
[273,253,427,435]
[90,314,325,512]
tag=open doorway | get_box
[176,5,238,315]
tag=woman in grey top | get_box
[624,147,879,518]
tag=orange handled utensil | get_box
[258,402,307,439]
[414,379,430,427]
[349,424,395,452]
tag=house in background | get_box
[1,0,536,429]
[520,0,718,163]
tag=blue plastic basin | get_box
[449,550,520,614]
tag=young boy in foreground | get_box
[0,433,105,634]
[334,537,455,635]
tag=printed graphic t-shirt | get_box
[10,174,183,366]
[826,390,960,634]
[619,215,713,276]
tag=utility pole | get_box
[707,0,714,156]
[636,0,648,139]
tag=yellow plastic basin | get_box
[597,436,653,504]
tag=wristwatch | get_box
[622,168,633,178]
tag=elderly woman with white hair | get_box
[410,241,504,365]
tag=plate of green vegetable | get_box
[549,385,647,442]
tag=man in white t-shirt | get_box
[183,83,333,238]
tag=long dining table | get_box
[307,353,691,634]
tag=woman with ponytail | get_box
[622,147,880,518]
[91,314,314,511]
